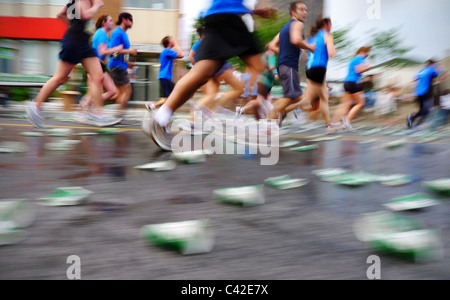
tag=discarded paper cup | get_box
[0,221,29,246]
[214,185,265,206]
[353,211,424,243]
[367,229,444,262]
[140,219,215,255]
[171,150,207,164]
[378,174,415,186]
[422,178,450,195]
[46,128,73,137]
[20,131,45,137]
[135,160,177,172]
[383,193,440,211]
[265,175,309,190]
[0,199,35,228]
[44,142,75,151]
[312,168,349,182]
[38,187,93,206]
[0,142,29,153]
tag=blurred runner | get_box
[107,12,138,119]
[407,59,448,129]
[145,0,277,150]
[267,1,315,127]
[25,0,121,128]
[331,46,373,131]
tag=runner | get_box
[235,45,278,120]
[77,14,123,118]
[145,0,277,150]
[331,46,372,131]
[267,1,315,127]
[283,17,340,133]
[407,59,447,128]
[25,0,121,128]
[154,36,184,109]
[107,12,138,118]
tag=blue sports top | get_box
[278,19,302,70]
[344,55,366,83]
[92,28,109,61]
[107,27,130,70]
[414,65,442,96]
[307,29,329,69]
[205,0,251,17]
[158,48,179,81]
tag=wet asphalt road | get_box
[0,109,449,280]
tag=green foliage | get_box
[368,28,414,67]
[9,87,30,102]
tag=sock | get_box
[154,104,173,127]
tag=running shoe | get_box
[86,113,122,127]
[277,111,287,127]
[406,113,413,128]
[151,120,172,151]
[342,116,355,132]
[326,122,343,134]
[235,106,244,119]
[25,100,46,129]
[145,102,156,112]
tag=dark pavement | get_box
[0,102,449,280]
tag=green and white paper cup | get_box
[140,219,214,255]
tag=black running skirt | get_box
[196,14,262,63]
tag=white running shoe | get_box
[25,100,46,129]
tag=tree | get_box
[368,28,415,67]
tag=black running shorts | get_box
[343,81,364,94]
[196,14,262,63]
[306,67,327,84]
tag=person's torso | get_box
[415,66,439,96]
[344,55,365,82]
[205,0,251,17]
[278,19,301,70]
[307,30,328,69]
[107,27,130,69]
[92,29,109,61]
[158,48,177,80]
[64,18,95,43]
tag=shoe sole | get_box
[150,122,172,151]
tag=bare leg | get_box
[216,69,245,108]
[81,57,104,112]
[34,61,75,109]
[347,92,365,123]
[332,92,353,123]
[163,59,223,112]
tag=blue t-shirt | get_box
[158,48,179,80]
[414,65,441,96]
[107,27,130,70]
[92,28,109,61]
[278,19,301,70]
[205,0,251,17]
[191,40,202,63]
[307,30,329,69]
[344,55,366,83]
